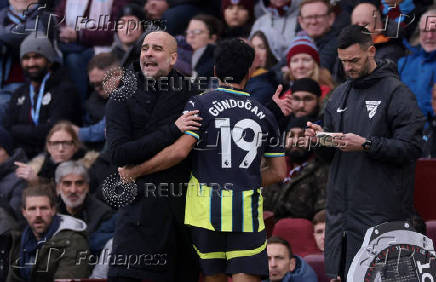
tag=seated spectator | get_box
[3,33,82,159]
[55,160,116,255]
[398,9,436,118]
[289,78,323,119]
[14,121,98,185]
[186,14,223,80]
[221,0,254,39]
[0,0,58,124]
[298,0,338,73]
[112,3,146,66]
[281,33,335,100]
[145,0,169,20]
[85,53,120,126]
[7,183,90,281]
[0,127,27,219]
[250,0,301,61]
[74,53,120,151]
[246,30,279,105]
[264,236,318,282]
[54,0,127,102]
[312,209,325,252]
[263,116,328,220]
[352,2,405,62]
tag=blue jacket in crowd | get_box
[398,42,436,117]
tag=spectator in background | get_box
[73,53,120,151]
[221,0,254,39]
[55,161,116,255]
[246,30,279,104]
[186,14,223,80]
[289,78,323,119]
[282,33,335,100]
[298,0,337,73]
[0,0,58,124]
[399,9,436,118]
[4,33,82,158]
[264,236,318,282]
[0,127,27,219]
[263,115,328,221]
[312,209,325,252]
[250,0,301,61]
[144,0,169,19]
[54,0,127,102]
[112,3,146,66]
[14,121,97,185]
[351,2,405,63]
[7,184,90,281]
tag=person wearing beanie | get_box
[112,3,147,66]
[222,0,254,39]
[250,0,301,61]
[279,32,335,101]
[0,0,58,126]
[290,78,321,119]
[0,126,27,220]
[3,32,82,159]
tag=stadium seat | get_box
[272,218,321,257]
[426,220,436,245]
[414,159,436,221]
[304,254,330,282]
[263,210,275,238]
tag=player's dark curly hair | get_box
[214,38,255,84]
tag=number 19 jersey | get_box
[183,87,284,233]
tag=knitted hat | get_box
[118,3,147,22]
[286,32,320,66]
[0,127,13,157]
[20,32,58,63]
[222,0,255,17]
[291,78,321,96]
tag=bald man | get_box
[351,2,405,62]
[106,31,200,281]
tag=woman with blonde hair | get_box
[281,32,335,100]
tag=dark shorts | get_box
[191,227,268,278]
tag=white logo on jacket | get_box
[17,96,25,106]
[365,101,381,119]
[42,92,51,105]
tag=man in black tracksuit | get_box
[306,25,425,280]
[106,31,199,281]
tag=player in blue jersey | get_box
[119,38,287,282]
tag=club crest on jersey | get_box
[365,101,381,119]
